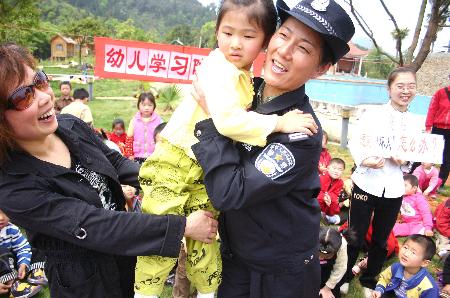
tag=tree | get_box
[163,25,198,46]
[0,0,40,48]
[361,49,395,79]
[199,21,216,48]
[345,0,449,71]
[65,17,108,64]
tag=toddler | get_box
[319,227,349,298]
[393,175,433,237]
[319,130,331,175]
[413,162,443,198]
[135,0,313,297]
[109,118,127,155]
[318,158,345,219]
[125,92,161,164]
[372,235,438,298]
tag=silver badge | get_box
[311,0,330,11]
[285,0,301,9]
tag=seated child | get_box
[434,197,450,259]
[60,88,93,127]
[413,162,442,199]
[372,234,438,298]
[108,118,127,155]
[442,254,450,298]
[318,158,345,218]
[319,227,349,298]
[329,165,357,225]
[393,175,433,237]
[0,210,46,298]
[319,130,332,175]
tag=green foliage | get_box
[200,21,217,48]
[361,49,395,79]
[0,0,40,49]
[163,25,199,46]
[157,84,182,112]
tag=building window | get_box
[56,44,63,51]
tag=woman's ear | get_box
[312,62,331,79]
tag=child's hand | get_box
[275,110,318,135]
[0,281,11,294]
[423,189,430,197]
[324,193,331,206]
[442,284,450,296]
[319,163,327,174]
[319,285,335,298]
[18,264,28,279]
[191,76,210,116]
[372,290,382,298]
[425,230,434,237]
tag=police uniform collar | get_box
[255,83,307,115]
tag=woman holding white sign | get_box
[340,67,420,297]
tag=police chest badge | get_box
[255,143,295,180]
[311,0,330,11]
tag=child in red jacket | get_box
[319,131,332,175]
[108,118,127,156]
[319,158,345,218]
[435,197,450,258]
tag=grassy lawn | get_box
[32,97,448,298]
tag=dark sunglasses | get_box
[7,70,49,110]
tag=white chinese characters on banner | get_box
[359,133,445,164]
[103,44,207,81]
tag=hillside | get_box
[416,52,450,96]
[40,0,216,37]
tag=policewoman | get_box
[191,0,355,296]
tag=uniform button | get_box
[304,259,309,264]
[196,130,202,137]
[75,228,87,240]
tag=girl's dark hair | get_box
[153,122,167,141]
[217,0,277,47]
[319,227,342,256]
[112,118,125,130]
[0,43,36,164]
[137,92,156,109]
[387,66,416,88]
[403,174,419,188]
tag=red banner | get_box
[94,37,265,84]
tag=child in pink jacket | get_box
[393,174,434,237]
[413,162,443,198]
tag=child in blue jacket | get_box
[372,234,438,298]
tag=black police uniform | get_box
[192,78,322,297]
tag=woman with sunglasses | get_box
[0,44,218,298]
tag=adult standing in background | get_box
[425,82,450,190]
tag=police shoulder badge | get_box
[255,143,295,180]
[311,0,330,11]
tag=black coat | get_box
[192,78,322,274]
[0,115,185,297]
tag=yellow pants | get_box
[134,140,221,296]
